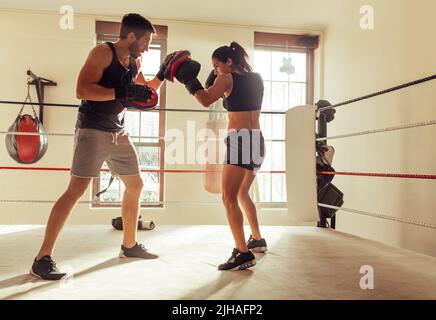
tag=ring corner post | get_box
[285,105,318,224]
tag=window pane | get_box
[260,114,285,140]
[271,115,285,140]
[138,145,160,203]
[141,172,159,202]
[262,81,271,110]
[141,47,161,77]
[98,172,160,204]
[140,112,160,143]
[271,81,288,111]
[271,51,290,82]
[137,146,160,168]
[262,141,273,171]
[270,142,285,170]
[253,50,271,81]
[271,173,286,202]
[289,82,307,107]
[271,51,307,83]
[261,141,285,171]
[260,114,272,140]
[99,170,124,203]
[288,52,307,82]
[98,146,161,204]
[256,173,271,202]
[124,112,141,142]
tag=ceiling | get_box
[0,0,343,29]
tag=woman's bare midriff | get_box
[227,110,261,131]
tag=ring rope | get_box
[318,74,436,112]
[0,199,223,205]
[0,131,285,143]
[0,100,285,115]
[319,171,436,180]
[0,166,286,174]
[318,203,436,229]
[316,119,436,142]
[0,131,74,138]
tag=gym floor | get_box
[1,225,435,300]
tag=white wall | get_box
[3,1,435,258]
[0,9,319,227]
[323,0,436,256]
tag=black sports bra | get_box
[223,72,264,112]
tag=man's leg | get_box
[119,174,144,248]
[108,133,157,259]
[36,176,92,260]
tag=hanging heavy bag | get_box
[5,102,48,164]
[203,70,227,194]
[204,115,226,194]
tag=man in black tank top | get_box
[31,14,174,280]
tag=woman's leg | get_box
[221,164,248,252]
[237,170,262,240]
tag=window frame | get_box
[253,32,318,207]
[91,20,168,208]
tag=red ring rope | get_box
[3,167,433,178]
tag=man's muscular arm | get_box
[76,44,115,101]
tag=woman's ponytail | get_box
[229,41,252,72]
[212,41,252,73]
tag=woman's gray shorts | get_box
[71,128,140,178]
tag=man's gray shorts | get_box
[71,128,140,178]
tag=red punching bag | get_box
[5,106,48,164]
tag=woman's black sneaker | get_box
[218,248,256,271]
[30,255,67,281]
[247,235,268,253]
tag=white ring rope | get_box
[318,203,436,229]
[0,199,225,205]
[1,131,73,137]
[316,119,436,142]
[0,131,285,143]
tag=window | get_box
[92,21,168,207]
[253,32,318,207]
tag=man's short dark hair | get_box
[120,13,156,39]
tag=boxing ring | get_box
[1,224,436,300]
[1,73,436,300]
[287,74,436,230]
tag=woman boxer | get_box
[177,42,267,270]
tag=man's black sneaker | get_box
[30,255,67,281]
[119,243,158,259]
[218,248,256,271]
[247,235,268,253]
